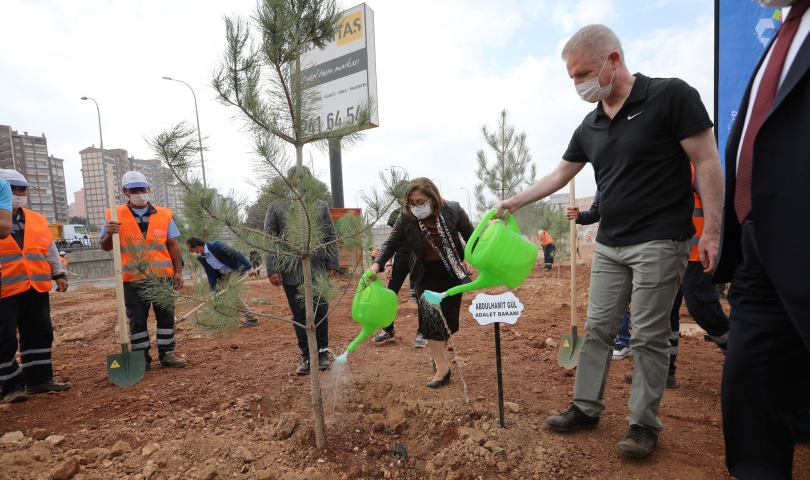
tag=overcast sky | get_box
[0,0,716,214]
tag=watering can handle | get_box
[358,270,379,291]
[465,209,517,258]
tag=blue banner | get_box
[717,1,781,169]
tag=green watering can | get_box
[423,209,539,304]
[335,271,398,363]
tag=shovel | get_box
[558,179,583,369]
[104,164,146,387]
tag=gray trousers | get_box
[573,239,689,434]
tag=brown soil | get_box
[1,243,808,480]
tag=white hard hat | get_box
[0,169,33,187]
[122,171,149,189]
[59,251,66,255]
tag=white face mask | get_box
[756,0,797,7]
[191,251,202,258]
[410,200,432,220]
[11,195,27,209]
[575,56,615,103]
[128,193,149,207]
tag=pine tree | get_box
[139,0,399,449]
[473,109,536,216]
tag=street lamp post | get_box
[460,187,472,216]
[81,96,104,225]
[162,76,207,188]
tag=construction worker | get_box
[100,171,186,370]
[538,229,556,270]
[186,236,257,327]
[58,251,68,270]
[0,170,71,403]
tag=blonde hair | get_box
[403,177,443,220]
[562,24,624,65]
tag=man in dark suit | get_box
[713,0,810,477]
[186,236,257,327]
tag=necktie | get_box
[734,0,810,224]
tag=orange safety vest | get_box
[690,164,703,262]
[60,257,68,268]
[0,208,54,298]
[538,231,554,247]
[106,204,174,282]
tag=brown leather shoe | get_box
[159,352,187,368]
[616,424,658,457]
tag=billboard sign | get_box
[300,3,378,133]
[716,1,781,170]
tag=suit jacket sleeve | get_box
[375,213,406,267]
[209,241,253,274]
[264,204,282,276]
[577,190,601,225]
[196,256,218,292]
[321,202,339,271]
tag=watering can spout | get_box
[445,271,501,297]
[345,323,378,355]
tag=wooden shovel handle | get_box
[570,180,577,329]
[105,165,129,346]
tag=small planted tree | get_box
[473,109,536,216]
[138,0,401,449]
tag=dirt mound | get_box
[1,244,807,479]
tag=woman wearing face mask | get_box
[369,178,474,388]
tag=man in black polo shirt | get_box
[495,24,724,458]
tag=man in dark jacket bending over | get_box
[186,236,258,327]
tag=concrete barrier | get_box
[64,250,114,279]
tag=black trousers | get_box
[680,261,729,338]
[543,244,556,267]
[383,255,416,333]
[0,288,54,396]
[282,284,328,357]
[124,281,176,364]
[722,222,810,479]
[668,261,732,375]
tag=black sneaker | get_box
[373,329,395,344]
[318,352,331,370]
[297,357,310,375]
[545,404,600,431]
[616,424,658,457]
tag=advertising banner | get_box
[300,3,378,133]
[717,1,782,169]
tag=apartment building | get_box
[68,188,86,218]
[79,147,182,228]
[0,125,69,222]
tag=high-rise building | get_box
[0,125,69,222]
[68,188,86,219]
[79,147,130,228]
[79,147,182,228]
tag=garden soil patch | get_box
[1,244,808,479]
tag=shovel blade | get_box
[106,349,146,387]
[557,333,583,370]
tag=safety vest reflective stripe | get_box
[0,208,54,298]
[106,204,174,282]
[120,244,168,253]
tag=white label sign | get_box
[300,3,379,133]
[469,292,524,326]
[548,193,570,205]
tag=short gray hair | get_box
[561,24,625,65]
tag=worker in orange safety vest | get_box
[0,169,71,404]
[100,171,187,371]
